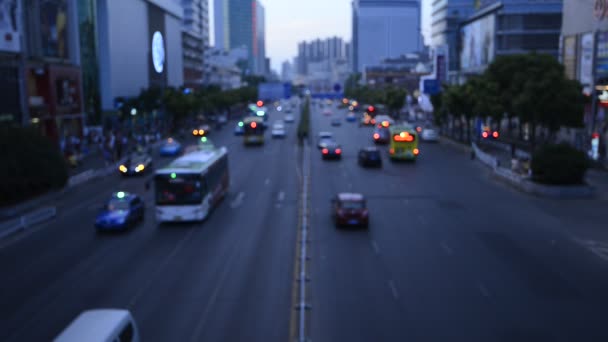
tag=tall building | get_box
[352,0,422,73]
[228,0,254,73]
[214,0,229,49]
[281,60,293,82]
[255,1,266,75]
[430,0,478,74]
[457,0,562,82]
[326,36,345,60]
[180,0,208,88]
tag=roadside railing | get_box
[0,207,57,239]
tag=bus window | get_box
[155,174,207,205]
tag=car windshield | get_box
[106,199,130,211]
[155,174,204,205]
[340,201,365,209]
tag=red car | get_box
[331,193,369,228]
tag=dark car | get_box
[331,118,342,126]
[372,127,390,144]
[159,138,182,156]
[118,151,153,176]
[358,147,382,167]
[321,142,342,160]
[95,192,145,231]
[331,193,369,228]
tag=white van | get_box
[54,309,140,342]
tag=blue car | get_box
[234,122,245,135]
[95,192,145,231]
[159,138,182,156]
[346,113,357,122]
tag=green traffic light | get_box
[201,137,207,142]
[171,173,176,179]
[238,122,243,127]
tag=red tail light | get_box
[416,126,422,133]
[482,131,489,138]
[335,148,342,154]
[322,148,329,154]
[413,148,420,155]
[492,131,499,138]
[251,122,257,128]
[389,148,395,154]
[373,133,380,140]
[371,119,376,124]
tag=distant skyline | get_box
[210,0,431,72]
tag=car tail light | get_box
[322,148,329,154]
[413,148,420,155]
[371,119,376,124]
[389,148,395,154]
[335,148,342,154]
[416,126,422,133]
[482,131,489,138]
[492,131,499,138]
[373,133,380,140]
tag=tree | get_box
[443,84,475,142]
[385,87,407,117]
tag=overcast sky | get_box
[209,0,432,72]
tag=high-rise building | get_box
[326,37,345,60]
[180,0,208,88]
[430,0,478,74]
[352,0,422,73]
[214,0,229,49]
[228,0,254,73]
[255,1,266,75]
[281,60,293,82]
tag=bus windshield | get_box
[155,174,205,205]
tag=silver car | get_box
[421,126,439,142]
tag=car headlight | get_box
[119,165,128,173]
[135,164,145,172]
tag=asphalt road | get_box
[3,99,608,342]
[0,105,300,341]
[308,101,608,342]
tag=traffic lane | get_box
[309,110,608,340]
[0,127,264,341]
[187,132,299,342]
[309,104,414,341]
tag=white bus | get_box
[154,144,229,223]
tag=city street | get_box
[2,101,608,341]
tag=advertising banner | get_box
[563,36,577,80]
[579,33,594,86]
[40,0,69,58]
[596,31,608,78]
[0,0,20,52]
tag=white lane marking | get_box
[440,241,453,255]
[265,178,270,185]
[477,282,491,298]
[388,280,400,299]
[230,192,245,209]
[277,191,285,201]
[418,215,428,225]
[371,240,380,254]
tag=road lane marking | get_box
[265,178,270,185]
[388,280,400,299]
[477,282,491,298]
[230,192,245,209]
[440,241,453,255]
[371,240,380,254]
[277,191,285,201]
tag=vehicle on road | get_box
[421,126,439,142]
[234,121,245,135]
[154,144,229,223]
[159,138,182,156]
[346,112,357,122]
[95,192,145,231]
[481,126,500,140]
[360,114,376,126]
[119,150,153,176]
[323,109,332,116]
[271,122,286,138]
[243,116,265,145]
[321,142,342,160]
[388,125,419,161]
[331,193,369,228]
[317,131,335,149]
[374,115,395,128]
[284,114,295,123]
[55,309,140,342]
[331,117,342,126]
[373,126,391,144]
[192,125,209,137]
[358,147,382,167]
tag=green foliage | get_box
[385,87,407,113]
[531,143,590,185]
[163,87,197,123]
[0,127,69,206]
[297,99,310,144]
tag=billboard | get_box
[40,0,69,58]
[596,31,608,78]
[0,0,20,52]
[258,82,290,100]
[460,14,495,71]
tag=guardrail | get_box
[472,142,499,169]
[0,207,57,239]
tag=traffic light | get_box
[257,100,264,107]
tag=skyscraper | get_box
[214,0,229,49]
[255,1,266,75]
[228,0,254,73]
[180,0,208,87]
[352,0,422,72]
